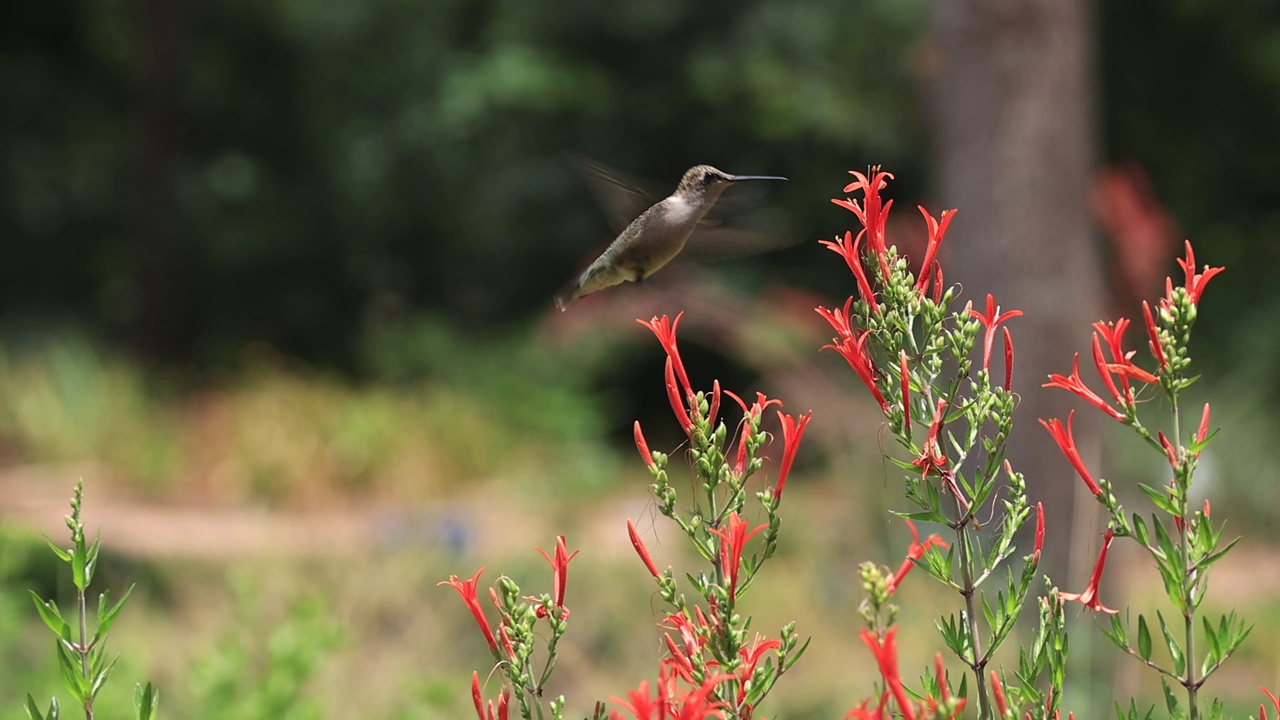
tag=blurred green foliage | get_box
[0,0,926,369]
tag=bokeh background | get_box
[2,0,1279,717]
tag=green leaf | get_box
[1131,513,1150,546]
[134,681,159,720]
[28,592,72,641]
[1195,536,1241,570]
[90,655,119,700]
[1137,615,1152,660]
[85,534,102,586]
[24,695,46,720]
[96,584,135,639]
[43,538,72,563]
[1137,483,1180,516]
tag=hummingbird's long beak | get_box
[727,175,788,182]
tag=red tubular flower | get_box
[471,672,509,720]
[708,379,721,428]
[1040,411,1103,496]
[1142,300,1167,369]
[534,535,580,618]
[861,627,916,720]
[1157,430,1178,468]
[1033,502,1045,565]
[1002,326,1014,392]
[915,206,955,295]
[1175,240,1225,305]
[842,168,895,283]
[819,232,880,314]
[845,693,891,720]
[1259,686,1279,720]
[772,410,812,502]
[1043,354,1127,422]
[1091,331,1124,405]
[990,671,1009,716]
[628,518,662,579]
[887,519,950,594]
[970,294,1024,374]
[911,399,948,477]
[439,567,499,655]
[665,357,694,435]
[899,351,911,435]
[1094,319,1159,390]
[932,263,945,304]
[638,314,692,398]
[736,636,783,701]
[815,297,857,342]
[1061,528,1118,614]
[634,421,655,468]
[822,328,888,411]
[1195,402,1211,457]
[708,512,767,602]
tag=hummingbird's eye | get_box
[701,171,716,184]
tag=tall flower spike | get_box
[1061,528,1118,614]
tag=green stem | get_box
[953,491,989,720]
[78,585,93,720]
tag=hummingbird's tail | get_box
[553,286,579,311]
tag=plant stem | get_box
[954,492,988,719]
[78,585,93,720]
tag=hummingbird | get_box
[554,159,788,310]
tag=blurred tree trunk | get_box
[926,0,1103,586]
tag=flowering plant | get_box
[441,168,1279,720]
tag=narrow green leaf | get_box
[97,584,135,639]
[1137,483,1179,515]
[85,534,102,586]
[24,695,45,720]
[134,681,159,720]
[1196,536,1241,570]
[1202,616,1221,663]
[1131,513,1149,547]
[28,592,72,641]
[43,538,72,563]
[1137,615,1152,660]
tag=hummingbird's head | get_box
[675,165,787,203]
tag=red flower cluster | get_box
[635,313,812,501]
[471,672,509,720]
[611,664,731,720]
[817,168,962,414]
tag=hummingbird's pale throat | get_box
[555,164,787,310]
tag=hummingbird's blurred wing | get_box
[568,154,663,235]
[680,206,802,263]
